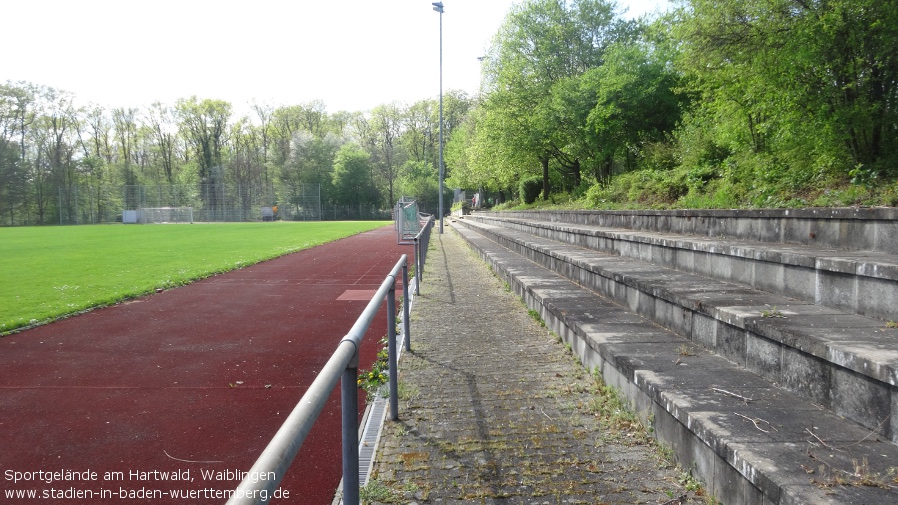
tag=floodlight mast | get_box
[432,2,444,233]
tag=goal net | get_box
[137,207,194,224]
[395,198,423,244]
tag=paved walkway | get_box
[368,227,699,504]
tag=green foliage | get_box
[359,480,400,503]
[282,131,342,192]
[675,0,898,180]
[358,340,390,395]
[588,369,645,435]
[1,79,471,225]
[584,169,683,208]
[175,96,232,179]
[585,42,687,172]
[525,0,897,209]
[331,143,380,207]
[527,308,546,327]
[396,161,439,211]
[519,176,543,204]
[479,0,635,194]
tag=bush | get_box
[519,176,543,204]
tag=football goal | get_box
[136,207,194,224]
[395,198,424,244]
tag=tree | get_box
[480,0,632,199]
[229,117,266,215]
[144,102,178,184]
[456,93,534,198]
[0,82,34,225]
[175,97,232,211]
[112,107,139,187]
[269,102,332,168]
[363,103,403,206]
[675,0,898,182]
[330,143,379,208]
[400,99,436,164]
[281,130,342,208]
[584,42,686,173]
[36,87,80,223]
[73,105,115,220]
[396,160,440,213]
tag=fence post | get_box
[420,216,431,279]
[387,282,399,421]
[414,237,421,296]
[402,263,411,352]
[341,351,360,505]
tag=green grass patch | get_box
[0,221,389,333]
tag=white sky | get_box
[2,0,670,116]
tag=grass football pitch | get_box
[0,221,391,334]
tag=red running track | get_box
[0,226,413,504]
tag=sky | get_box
[2,0,670,115]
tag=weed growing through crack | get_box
[585,367,716,499]
[397,380,419,402]
[850,459,894,488]
[358,336,390,395]
[679,470,704,492]
[810,457,898,490]
[403,481,427,499]
[527,308,546,327]
[359,480,399,503]
[677,344,697,356]
[655,441,675,463]
[587,368,644,436]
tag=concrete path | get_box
[368,228,701,504]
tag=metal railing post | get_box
[412,215,434,297]
[402,263,411,352]
[387,281,399,421]
[421,216,432,275]
[341,354,360,505]
[414,237,421,296]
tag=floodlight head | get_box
[432,2,444,13]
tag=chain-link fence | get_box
[10,182,395,225]
[51,182,336,224]
[122,183,287,222]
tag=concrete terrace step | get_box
[467,213,898,322]
[456,215,898,445]
[447,219,898,504]
[489,208,898,254]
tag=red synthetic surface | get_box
[0,226,413,504]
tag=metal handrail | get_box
[226,254,409,505]
[413,215,435,298]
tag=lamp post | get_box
[432,1,444,234]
